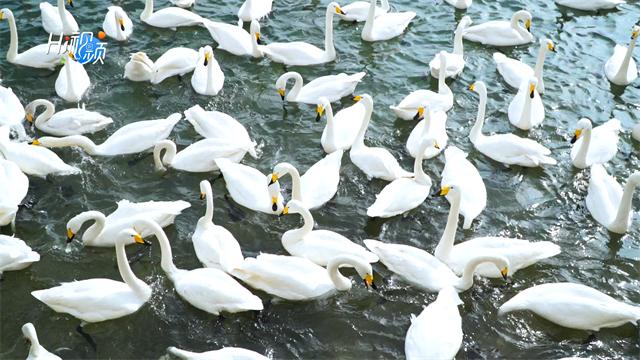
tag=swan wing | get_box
[215,158,282,213]
[0,159,28,206]
[351,147,411,181]
[586,164,622,227]
[286,229,378,266]
[2,142,79,177]
[463,21,530,46]
[368,179,431,218]
[369,12,416,41]
[555,0,625,10]
[13,44,63,70]
[40,3,63,34]
[476,134,555,166]
[99,115,180,155]
[493,52,533,88]
[108,199,190,229]
[441,146,486,229]
[152,48,199,84]
[45,109,113,136]
[0,236,39,271]
[297,72,366,103]
[203,20,253,56]
[143,8,203,28]
[300,150,343,209]
[0,86,25,126]
[193,224,244,273]
[262,42,327,66]
[172,139,247,172]
[571,119,621,166]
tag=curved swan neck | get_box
[57,0,71,32]
[281,164,302,201]
[74,211,106,242]
[142,0,154,20]
[413,140,430,185]
[327,256,368,291]
[615,34,639,81]
[22,324,41,357]
[153,140,175,171]
[289,72,304,99]
[533,42,548,83]
[30,99,55,128]
[453,21,466,55]
[574,127,592,168]
[202,181,214,224]
[610,173,640,232]
[147,220,179,276]
[456,256,502,290]
[6,11,18,61]
[353,97,373,148]
[41,135,99,154]
[363,0,376,39]
[435,190,461,261]
[470,86,487,143]
[324,6,336,59]
[437,53,449,94]
[115,239,148,296]
[511,13,528,37]
[282,204,315,248]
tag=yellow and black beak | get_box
[255,32,265,45]
[26,113,34,123]
[316,105,325,122]
[353,95,362,102]
[199,192,205,200]
[363,274,377,290]
[439,186,451,196]
[413,107,425,121]
[204,52,211,67]
[118,18,125,31]
[0,11,5,21]
[66,228,76,243]
[132,232,151,246]
[335,6,346,15]
[279,205,289,217]
[468,83,475,92]
[67,0,74,8]
[500,267,509,280]
[529,83,536,99]
[525,19,531,32]
[29,139,41,146]
[632,29,639,40]
[277,88,285,100]
[547,42,556,53]
[570,129,582,144]
[268,173,279,186]
[434,142,441,150]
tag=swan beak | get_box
[413,107,425,121]
[547,42,556,52]
[632,30,639,40]
[66,228,76,243]
[335,6,346,15]
[525,19,531,32]
[353,95,362,102]
[468,83,475,92]
[199,192,205,200]
[277,88,285,100]
[204,52,211,67]
[30,139,41,146]
[529,84,535,99]
[316,105,325,122]
[26,113,34,123]
[364,274,377,290]
[500,267,509,280]
[439,186,451,196]
[69,52,76,61]
[67,0,74,8]
[268,173,279,186]
[279,205,289,217]
[571,129,581,144]
[132,233,145,245]
[255,32,265,45]
[118,18,125,31]
[0,11,4,21]
[434,142,440,150]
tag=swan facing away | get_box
[277,71,366,104]
[0,85,27,140]
[587,164,640,234]
[140,0,203,29]
[463,10,533,47]
[22,323,61,360]
[0,159,28,231]
[103,6,133,41]
[40,0,79,35]
[429,16,473,79]
[238,0,272,25]
[0,235,40,275]
[406,106,447,159]
[25,99,113,136]
[339,0,389,22]
[55,53,90,103]
[494,38,556,93]
[570,118,621,169]
[361,0,416,42]
[167,346,268,360]
[499,282,640,331]
[604,25,639,86]
[124,52,154,82]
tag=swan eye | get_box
[439,186,451,196]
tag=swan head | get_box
[571,118,593,144]
[268,181,284,214]
[439,184,461,203]
[542,38,556,53]
[513,10,532,32]
[118,228,149,246]
[270,163,294,185]
[281,199,307,216]
[275,72,300,101]
[458,16,472,29]
[468,81,487,96]
[632,26,640,40]
[250,20,264,45]
[327,2,346,16]
[200,45,214,67]
[199,180,212,200]
[315,97,331,122]
[413,104,431,121]
[21,323,37,343]
[526,77,538,99]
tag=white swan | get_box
[604,26,639,86]
[231,253,376,301]
[508,77,545,130]
[317,97,366,153]
[21,323,60,360]
[444,0,472,9]
[66,199,190,247]
[494,38,556,93]
[555,0,625,11]
[364,240,509,293]
[154,139,249,173]
[151,47,199,84]
[350,95,413,181]
[440,146,486,230]
[468,81,556,167]
[0,159,28,230]
[405,287,463,360]
[32,228,152,323]
[367,138,436,218]
[0,127,80,178]
[391,52,453,119]
[140,0,203,29]
[277,71,366,104]
[429,16,473,79]
[191,45,224,96]
[103,6,133,41]
[435,185,561,278]
[570,118,621,169]
[0,8,64,70]
[168,346,268,360]
[0,85,27,140]
[463,10,532,47]
[169,0,195,8]
[499,282,640,331]
[406,106,447,159]
[633,124,640,142]
[587,164,639,234]
[40,0,79,35]
[142,219,263,315]
[361,0,416,42]
[204,19,261,57]
[33,113,181,156]
[124,52,154,82]
[25,99,113,136]
[270,151,343,210]
[55,52,90,103]
[238,0,272,25]
[281,200,378,266]
[0,235,39,275]
[215,158,284,214]
[184,104,257,158]
[193,180,243,273]
[339,0,389,22]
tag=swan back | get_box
[124,52,154,81]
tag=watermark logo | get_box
[47,32,107,65]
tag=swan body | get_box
[281,200,378,266]
[508,77,545,130]
[124,52,154,82]
[392,52,453,119]
[469,81,556,167]
[367,138,436,218]
[22,323,60,360]
[215,158,284,214]
[444,0,472,9]
[184,105,257,158]
[0,85,27,140]
[317,97,366,153]
[26,99,113,136]
[604,26,639,86]
[361,0,415,42]
[103,6,133,41]
[152,47,199,84]
[270,151,343,210]
[555,0,625,11]
[633,124,640,142]
[406,107,447,159]
[231,253,375,300]
[55,53,90,103]
[238,0,272,24]
[204,19,260,57]
[40,0,79,35]
[364,240,509,293]
[435,185,561,278]
[405,287,463,360]
[66,199,189,247]
[587,164,639,234]
[0,159,28,229]
[339,0,389,22]
[429,16,473,79]
[0,127,80,178]
[570,118,621,169]
[140,0,203,29]
[191,46,224,96]
[31,229,152,323]
[169,0,195,8]
[154,139,249,173]
[350,95,413,181]
[0,235,39,275]
[35,113,181,156]
[143,219,263,315]
[440,146,486,229]
[168,346,268,360]
[0,9,64,70]
[258,3,344,66]
[494,38,556,93]
[277,71,365,104]
[193,181,243,273]
[463,10,533,47]
[499,282,640,331]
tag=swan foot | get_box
[76,324,97,351]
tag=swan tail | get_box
[528,241,561,263]
[498,293,529,316]
[438,286,463,306]
[166,113,183,126]
[350,72,367,82]
[462,216,473,230]
[167,347,198,359]
[540,156,557,166]
[492,52,507,64]
[248,142,259,159]
[363,239,384,254]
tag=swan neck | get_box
[24,326,41,356]
[290,73,304,99]
[363,0,376,38]
[153,140,175,171]
[470,89,487,143]
[438,58,448,93]
[77,211,106,242]
[43,135,99,154]
[203,181,214,224]
[150,220,178,276]
[453,24,465,55]
[115,239,147,296]
[518,87,533,129]
[33,100,55,128]
[354,99,372,148]
[65,59,76,96]
[286,166,303,202]
[456,256,499,291]
[533,43,547,81]
[574,128,591,168]
[511,14,528,37]
[324,7,336,59]
[610,176,639,231]
[57,0,71,32]
[615,36,638,81]
[7,12,18,61]
[206,55,215,93]
[435,191,461,261]
[327,256,362,291]
[142,0,153,20]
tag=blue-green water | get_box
[1,0,640,359]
